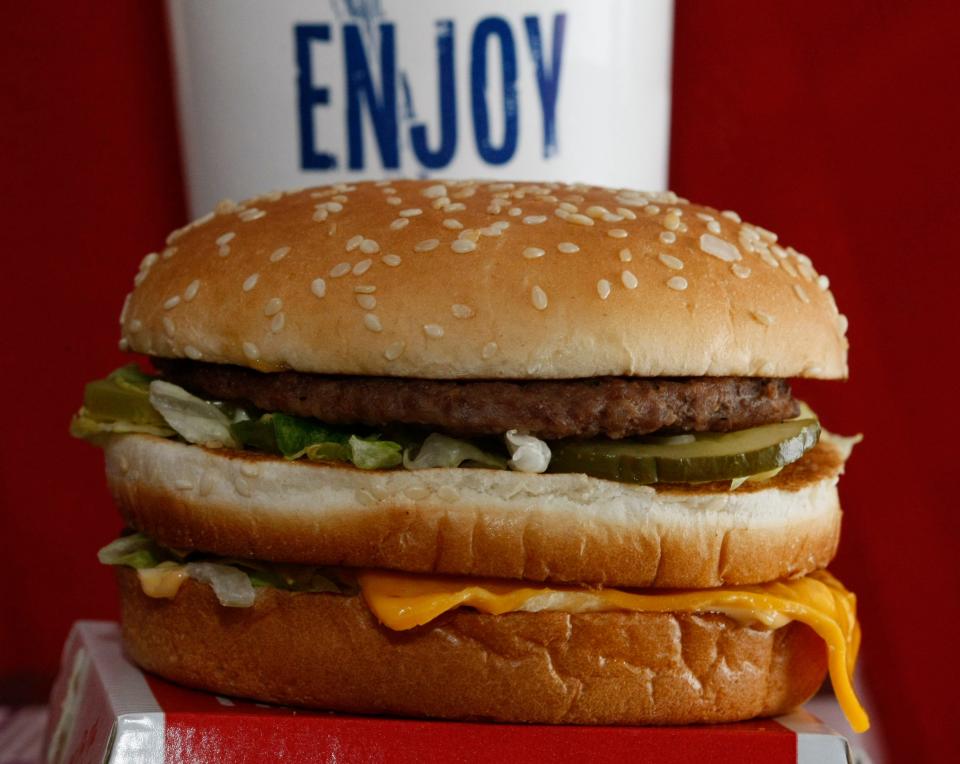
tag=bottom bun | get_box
[117,569,826,725]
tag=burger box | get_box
[44,621,855,763]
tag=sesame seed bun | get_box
[121,180,848,379]
[103,433,847,589]
[117,568,828,725]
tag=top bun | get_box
[121,180,848,379]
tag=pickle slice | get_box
[548,419,820,485]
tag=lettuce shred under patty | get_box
[72,365,506,471]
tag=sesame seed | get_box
[184,345,202,360]
[310,278,326,298]
[331,194,348,203]
[478,226,502,237]
[567,213,594,226]
[384,340,405,360]
[451,304,474,319]
[264,297,283,316]
[621,270,639,289]
[354,284,376,293]
[660,231,676,244]
[324,201,343,213]
[616,207,637,220]
[507,207,522,217]
[696,212,715,222]
[356,294,376,310]
[667,276,688,291]
[781,259,798,278]
[523,247,545,259]
[614,248,630,263]
[141,252,159,270]
[390,218,409,230]
[557,242,579,253]
[658,253,684,270]
[422,184,447,198]
[218,245,231,257]
[707,220,722,235]
[313,209,328,222]
[129,319,143,332]
[330,262,351,278]
[699,234,742,262]
[793,284,811,303]
[216,232,236,246]
[364,314,383,332]
[381,254,401,267]
[585,205,609,219]
[663,214,681,231]
[531,285,548,310]
[817,274,830,291]
[492,220,510,231]
[415,239,440,252]
[270,246,291,262]
[242,341,259,359]
[184,280,200,301]
[239,208,266,222]
[554,208,571,221]
[271,313,285,333]
[756,225,778,243]
[721,210,742,223]
[162,317,175,337]
[482,341,498,359]
[759,250,780,268]
[597,279,612,300]
[162,246,177,259]
[352,259,373,276]
[458,229,481,242]
[399,208,423,217]
[359,238,380,254]
[732,263,752,279]
[608,228,628,239]
[423,323,444,338]
[431,197,450,210]
[346,235,364,252]
[837,314,849,334]
[451,240,476,253]
[644,204,660,215]
[751,311,775,327]
[386,196,402,206]
[163,296,181,310]
[558,202,578,212]
[798,262,815,282]
[443,219,463,230]
[445,202,466,212]
[523,215,547,225]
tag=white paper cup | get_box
[167,0,673,216]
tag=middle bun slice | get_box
[105,433,846,589]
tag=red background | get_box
[2,2,958,761]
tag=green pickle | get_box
[547,419,820,485]
[83,365,168,427]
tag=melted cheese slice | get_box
[357,568,868,733]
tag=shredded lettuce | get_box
[403,433,507,470]
[97,533,165,569]
[148,380,239,448]
[183,562,256,607]
[74,366,502,472]
[98,533,359,603]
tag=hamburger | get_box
[73,179,868,731]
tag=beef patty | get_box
[154,359,799,440]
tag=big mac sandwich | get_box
[73,180,868,731]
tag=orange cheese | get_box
[357,568,869,733]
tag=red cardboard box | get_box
[43,622,855,763]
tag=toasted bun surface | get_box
[117,570,826,725]
[105,434,845,588]
[122,180,848,379]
